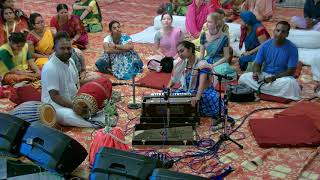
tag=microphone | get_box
[186,67,233,80]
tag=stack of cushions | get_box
[287,29,320,66]
[249,101,320,148]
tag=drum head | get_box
[73,100,91,119]
[39,104,58,127]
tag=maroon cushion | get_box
[258,93,293,104]
[274,101,320,130]
[9,85,41,106]
[136,71,179,90]
[249,115,320,148]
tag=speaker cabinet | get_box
[19,123,87,175]
[90,147,163,180]
[0,113,30,154]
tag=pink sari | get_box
[186,0,211,38]
[242,0,276,20]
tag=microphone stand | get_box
[212,74,243,150]
[128,76,141,109]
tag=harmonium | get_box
[140,92,200,127]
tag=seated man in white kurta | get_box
[239,21,301,100]
[41,32,104,127]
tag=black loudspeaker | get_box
[150,168,209,180]
[90,147,164,180]
[0,157,45,178]
[19,123,88,175]
[0,113,30,154]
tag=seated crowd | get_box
[0,0,320,128]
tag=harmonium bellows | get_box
[141,92,200,125]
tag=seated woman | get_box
[199,13,237,82]
[238,11,270,71]
[241,0,276,21]
[220,0,245,22]
[168,40,223,120]
[0,7,28,45]
[95,20,143,80]
[291,0,320,31]
[27,13,98,84]
[72,0,103,32]
[186,0,212,38]
[27,13,54,69]
[158,0,193,16]
[0,0,28,25]
[193,10,230,53]
[0,32,40,86]
[50,3,88,49]
[153,12,183,60]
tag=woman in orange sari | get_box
[26,13,54,69]
[0,7,28,45]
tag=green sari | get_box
[0,43,30,76]
[72,0,102,32]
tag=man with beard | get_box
[41,32,103,127]
[239,21,301,100]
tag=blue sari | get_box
[200,33,237,80]
[239,11,270,71]
[175,69,223,118]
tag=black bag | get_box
[160,57,174,73]
[227,84,255,102]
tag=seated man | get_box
[0,32,40,86]
[308,57,320,97]
[239,21,301,100]
[291,0,320,31]
[41,32,104,127]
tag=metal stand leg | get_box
[128,76,141,109]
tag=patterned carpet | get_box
[1,0,320,179]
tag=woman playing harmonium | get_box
[167,40,223,121]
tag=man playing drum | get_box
[41,32,104,127]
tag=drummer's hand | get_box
[191,96,200,107]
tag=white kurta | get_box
[239,72,301,100]
[41,54,104,127]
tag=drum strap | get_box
[90,81,109,98]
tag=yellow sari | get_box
[31,28,54,68]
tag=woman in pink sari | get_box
[186,0,213,38]
[241,0,276,21]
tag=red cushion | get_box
[249,115,320,148]
[136,71,179,90]
[274,101,320,130]
[258,93,293,104]
[9,85,41,106]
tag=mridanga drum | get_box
[9,101,58,128]
[73,76,112,119]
